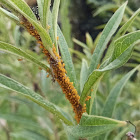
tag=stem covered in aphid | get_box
[20,17,86,123]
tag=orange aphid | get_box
[57,36,59,41]
[97,64,100,69]
[46,69,50,73]
[91,89,93,92]
[86,96,91,101]
[46,74,49,78]
[18,58,23,61]
[40,45,44,49]
[39,67,42,70]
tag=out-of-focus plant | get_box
[0,0,140,140]
[60,0,73,49]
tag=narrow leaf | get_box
[88,80,100,115]
[88,2,127,75]
[73,38,89,50]
[80,30,140,105]
[57,26,77,89]
[37,0,44,25]
[102,65,140,117]
[0,74,73,125]
[86,32,94,49]
[103,8,140,62]
[80,59,89,92]
[94,3,118,16]
[80,114,126,126]
[52,0,60,47]
[80,44,136,106]
[66,114,126,138]
[116,8,140,38]
[0,7,20,24]
[0,113,42,129]
[112,30,140,61]
[4,0,53,54]
[0,41,49,71]
[11,130,47,140]
[8,0,37,21]
[43,0,51,28]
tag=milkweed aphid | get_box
[57,36,59,41]
[46,74,49,78]
[85,96,91,101]
[97,64,100,69]
[39,67,42,70]
[19,17,86,123]
[91,89,93,92]
[17,58,23,61]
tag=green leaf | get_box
[9,0,37,21]
[60,0,73,49]
[0,113,42,129]
[73,38,89,50]
[57,26,77,89]
[0,74,73,125]
[103,8,140,62]
[0,41,49,71]
[52,0,60,48]
[0,0,19,15]
[88,80,100,115]
[80,30,140,106]
[93,3,118,16]
[112,30,140,61]
[4,0,53,54]
[88,2,127,75]
[43,0,51,28]
[11,130,48,140]
[0,7,20,24]
[116,8,140,38]
[80,43,137,106]
[102,65,140,117]
[37,0,44,25]
[86,32,94,49]
[66,114,126,138]
[69,48,87,60]
[80,59,89,93]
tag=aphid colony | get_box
[20,17,86,123]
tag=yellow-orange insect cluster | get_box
[20,17,86,123]
[86,96,91,101]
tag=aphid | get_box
[97,64,100,69]
[57,36,59,41]
[121,121,137,140]
[46,74,49,78]
[17,58,23,61]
